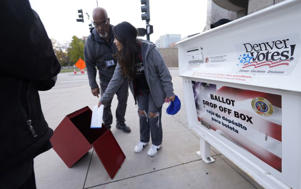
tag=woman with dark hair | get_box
[99,21,175,157]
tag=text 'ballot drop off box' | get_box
[50,106,125,179]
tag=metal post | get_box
[146,20,150,41]
[196,138,215,163]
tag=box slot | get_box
[70,109,106,144]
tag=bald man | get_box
[84,7,131,133]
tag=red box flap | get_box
[51,117,92,168]
[93,129,126,179]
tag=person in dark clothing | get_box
[84,7,131,133]
[99,22,175,157]
[0,0,61,188]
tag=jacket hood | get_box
[140,40,156,60]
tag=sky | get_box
[29,0,208,44]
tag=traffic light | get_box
[76,9,84,22]
[140,0,150,21]
[89,23,93,32]
[140,0,152,41]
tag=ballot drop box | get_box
[177,1,301,188]
[50,106,125,179]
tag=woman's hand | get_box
[165,95,175,103]
[98,100,102,107]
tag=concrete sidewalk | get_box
[36,69,262,189]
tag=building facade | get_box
[155,34,181,48]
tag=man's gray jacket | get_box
[101,40,174,108]
[84,26,117,88]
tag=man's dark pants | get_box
[100,80,128,127]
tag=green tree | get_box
[67,36,85,64]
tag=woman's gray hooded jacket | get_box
[101,40,174,108]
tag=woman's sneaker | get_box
[147,145,161,157]
[134,142,148,153]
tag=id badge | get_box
[105,59,116,68]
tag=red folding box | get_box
[50,106,125,179]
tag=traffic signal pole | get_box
[146,21,150,41]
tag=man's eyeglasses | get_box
[93,19,108,27]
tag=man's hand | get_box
[98,100,102,107]
[165,95,175,103]
[91,88,100,97]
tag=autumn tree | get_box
[51,39,70,66]
[55,49,70,66]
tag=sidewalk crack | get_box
[83,149,94,189]
[84,158,202,189]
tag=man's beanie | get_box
[113,21,137,44]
